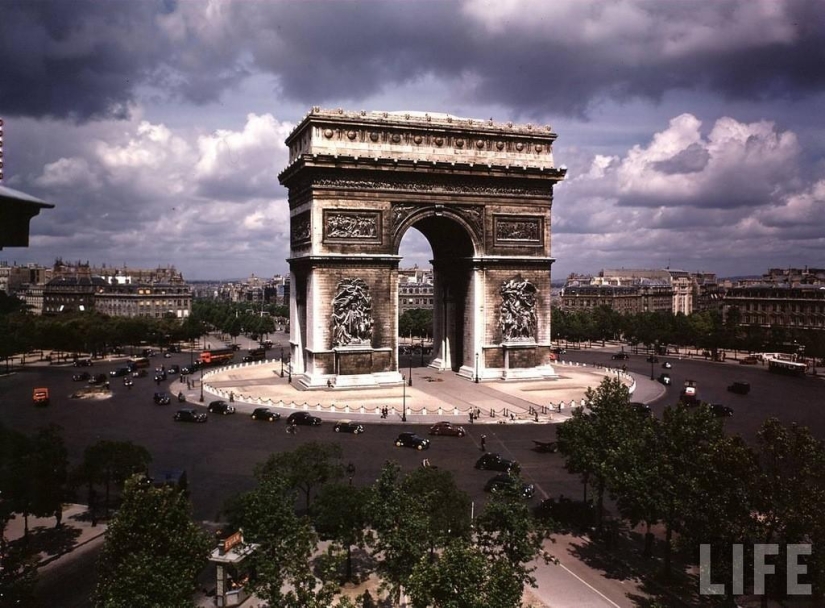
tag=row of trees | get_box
[552,305,825,361]
[556,378,825,602]
[0,424,155,606]
[222,442,551,608]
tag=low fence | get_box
[198,358,635,420]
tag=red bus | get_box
[199,347,235,366]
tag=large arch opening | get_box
[397,213,477,373]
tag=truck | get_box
[33,387,50,406]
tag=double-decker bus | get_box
[199,347,236,366]
[766,355,806,377]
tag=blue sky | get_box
[1,0,824,280]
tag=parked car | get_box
[708,403,733,417]
[428,421,466,437]
[484,474,535,498]
[394,432,430,450]
[72,371,91,382]
[286,411,322,426]
[154,392,171,405]
[251,407,280,422]
[727,381,751,395]
[110,367,131,377]
[208,400,236,415]
[658,372,671,386]
[334,420,365,434]
[475,453,520,473]
[611,352,630,360]
[174,408,207,423]
[661,361,672,369]
[740,355,760,365]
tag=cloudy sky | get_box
[2,0,824,280]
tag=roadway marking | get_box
[556,561,623,608]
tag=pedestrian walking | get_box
[481,434,487,452]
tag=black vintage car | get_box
[251,407,281,422]
[153,392,171,405]
[286,411,322,426]
[72,371,91,382]
[334,420,365,434]
[394,432,430,450]
[208,400,236,415]
[174,408,207,423]
[484,473,535,499]
[475,453,520,473]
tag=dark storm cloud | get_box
[5,1,825,123]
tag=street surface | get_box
[2,337,823,607]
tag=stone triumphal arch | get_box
[278,108,566,389]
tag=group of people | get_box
[380,406,390,419]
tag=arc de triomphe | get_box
[278,108,566,389]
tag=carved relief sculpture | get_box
[495,216,542,244]
[291,212,311,244]
[499,278,538,342]
[324,212,379,240]
[331,278,374,347]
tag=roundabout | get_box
[190,358,643,425]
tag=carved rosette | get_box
[499,278,538,343]
[331,278,374,347]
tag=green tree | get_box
[30,424,69,527]
[94,476,210,607]
[75,440,152,522]
[229,474,339,608]
[556,376,636,529]
[257,441,343,511]
[311,482,371,582]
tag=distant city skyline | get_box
[1,1,823,280]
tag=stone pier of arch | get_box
[195,359,640,424]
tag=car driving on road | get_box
[153,392,171,405]
[208,400,236,415]
[475,453,520,473]
[174,408,207,423]
[286,411,322,426]
[251,407,280,422]
[484,473,535,498]
[394,432,430,450]
[334,420,365,434]
[428,421,466,437]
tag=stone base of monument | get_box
[295,370,405,391]
[457,364,558,382]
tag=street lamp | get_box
[401,375,407,422]
[280,347,284,378]
[475,352,479,384]
[199,365,204,402]
[346,462,356,486]
[650,358,655,381]
[408,349,413,387]
[287,356,292,384]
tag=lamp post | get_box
[346,463,356,486]
[287,356,292,384]
[650,358,655,381]
[401,375,407,422]
[475,352,479,384]
[408,349,413,387]
[199,365,204,402]
[280,347,284,378]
